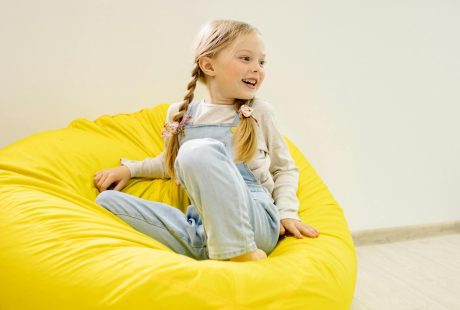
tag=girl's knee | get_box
[95,190,121,206]
[176,138,225,168]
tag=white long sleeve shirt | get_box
[121,97,301,221]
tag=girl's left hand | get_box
[279,219,320,238]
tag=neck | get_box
[204,90,235,106]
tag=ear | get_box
[198,56,216,77]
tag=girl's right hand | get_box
[94,166,131,192]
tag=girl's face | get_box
[202,32,266,104]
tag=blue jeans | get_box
[96,138,280,260]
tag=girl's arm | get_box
[95,103,181,190]
[117,102,182,180]
[258,100,320,239]
[120,151,170,179]
[94,151,168,192]
[259,100,301,221]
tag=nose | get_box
[252,64,261,72]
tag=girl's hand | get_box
[279,219,320,238]
[94,166,131,192]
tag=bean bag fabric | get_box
[0,103,357,309]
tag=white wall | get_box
[1,0,458,231]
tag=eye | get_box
[241,56,266,67]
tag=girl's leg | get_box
[174,138,280,260]
[95,190,208,260]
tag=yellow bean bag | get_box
[0,103,357,309]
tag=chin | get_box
[237,94,256,101]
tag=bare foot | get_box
[229,249,267,262]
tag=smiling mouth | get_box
[242,79,257,86]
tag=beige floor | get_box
[350,233,460,310]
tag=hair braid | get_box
[232,98,258,163]
[165,62,201,183]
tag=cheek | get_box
[220,63,241,81]
[232,63,246,77]
[259,71,266,83]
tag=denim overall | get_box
[96,100,280,260]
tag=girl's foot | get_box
[229,249,267,262]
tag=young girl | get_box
[94,19,319,262]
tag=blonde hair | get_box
[165,19,261,183]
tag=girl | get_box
[94,19,319,262]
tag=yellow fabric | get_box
[0,103,357,309]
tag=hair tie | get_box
[161,115,192,138]
[238,104,259,127]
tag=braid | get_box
[233,98,258,163]
[165,62,201,184]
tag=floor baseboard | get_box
[351,220,460,246]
